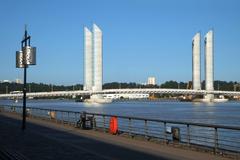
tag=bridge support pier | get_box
[204,94,214,102]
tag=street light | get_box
[16,26,36,130]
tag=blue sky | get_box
[0,0,239,85]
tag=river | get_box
[0,99,240,127]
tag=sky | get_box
[0,0,240,85]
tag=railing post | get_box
[40,109,42,119]
[92,114,96,130]
[41,109,43,119]
[103,115,106,132]
[45,109,47,119]
[144,120,148,138]
[55,110,57,123]
[39,109,41,118]
[214,127,218,154]
[61,111,63,124]
[74,112,77,125]
[34,108,37,118]
[187,124,190,146]
[33,108,36,118]
[128,118,132,137]
[35,108,38,118]
[0,106,4,112]
[67,112,70,125]
[30,108,33,118]
[39,109,42,119]
[41,109,43,118]
[39,109,44,119]
[164,122,167,144]
[43,109,45,119]
[49,110,52,120]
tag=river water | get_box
[0,99,240,127]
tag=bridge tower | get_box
[192,32,201,90]
[83,27,93,91]
[92,24,103,92]
[204,30,214,100]
[83,24,103,92]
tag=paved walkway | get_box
[0,112,233,160]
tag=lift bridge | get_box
[1,88,240,99]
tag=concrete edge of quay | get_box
[0,111,238,160]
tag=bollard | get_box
[172,127,181,142]
[109,116,118,135]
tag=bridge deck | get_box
[0,112,233,160]
[1,88,240,98]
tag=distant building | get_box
[15,79,23,84]
[2,80,11,83]
[147,77,156,85]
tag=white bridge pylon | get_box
[1,89,240,99]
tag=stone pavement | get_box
[0,112,233,160]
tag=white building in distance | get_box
[147,77,156,85]
[15,79,23,84]
[2,80,11,83]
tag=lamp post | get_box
[16,26,36,130]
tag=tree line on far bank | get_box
[0,80,239,94]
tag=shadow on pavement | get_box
[0,114,171,160]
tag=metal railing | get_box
[1,105,240,156]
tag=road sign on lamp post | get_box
[16,26,37,130]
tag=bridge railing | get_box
[1,105,240,156]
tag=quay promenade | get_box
[0,111,234,160]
